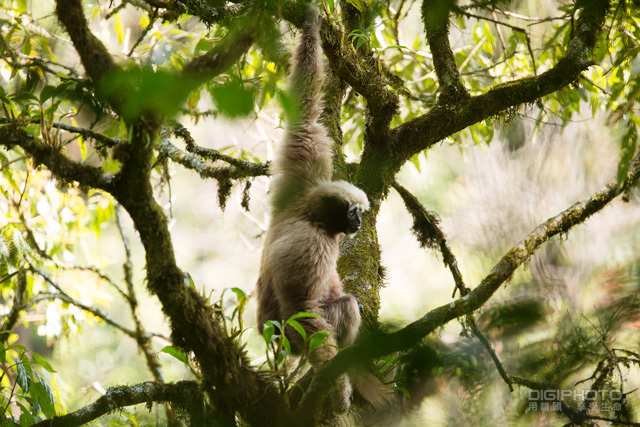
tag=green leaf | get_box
[39,85,56,104]
[345,0,363,12]
[286,312,322,321]
[617,120,638,190]
[31,351,56,373]
[230,287,245,301]
[210,81,256,118]
[281,336,291,358]
[30,374,56,419]
[262,321,278,343]
[15,361,31,393]
[391,385,410,398]
[159,346,189,364]
[308,330,330,352]
[183,273,195,288]
[98,67,200,119]
[16,401,36,426]
[285,319,306,342]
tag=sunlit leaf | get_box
[31,351,56,373]
[159,346,189,364]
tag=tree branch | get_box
[55,0,117,85]
[319,17,399,147]
[0,268,27,344]
[157,138,268,180]
[29,267,138,338]
[388,0,610,175]
[0,125,116,192]
[0,118,124,148]
[393,181,513,391]
[170,120,269,173]
[422,0,469,102]
[32,381,205,427]
[456,8,538,76]
[114,205,166,384]
[297,147,640,423]
[181,26,253,82]
[510,375,640,426]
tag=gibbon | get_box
[255,5,369,413]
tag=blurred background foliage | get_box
[0,0,639,425]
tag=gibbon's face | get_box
[346,205,363,234]
[312,195,364,236]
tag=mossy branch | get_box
[422,0,469,103]
[55,0,117,85]
[157,138,269,181]
[393,181,513,391]
[181,26,253,82]
[386,0,610,181]
[0,125,116,192]
[31,381,206,427]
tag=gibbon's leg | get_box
[321,295,361,347]
[320,294,360,414]
[282,305,339,363]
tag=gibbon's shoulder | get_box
[308,180,370,212]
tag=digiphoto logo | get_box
[527,389,623,413]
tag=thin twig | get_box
[457,9,537,75]
[16,208,131,302]
[127,8,158,57]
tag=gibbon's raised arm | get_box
[269,7,334,214]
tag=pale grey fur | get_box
[255,5,369,415]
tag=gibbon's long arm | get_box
[269,8,334,214]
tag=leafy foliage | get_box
[1,331,57,425]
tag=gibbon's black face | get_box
[346,206,362,234]
[312,195,363,236]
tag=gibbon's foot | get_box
[330,374,352,415]
[309,342,338,365]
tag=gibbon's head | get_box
[307,180,370,237]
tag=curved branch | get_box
[297,147,640,423]
[32,381,205,427]
[393,181,513,391]
[0,125,116,192]
[55,0,117,85]
[388,0,610,175]
[29,265,137,338]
